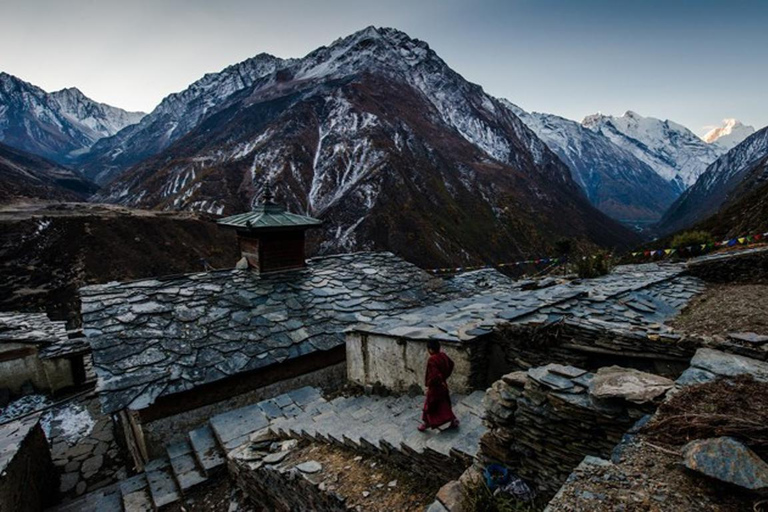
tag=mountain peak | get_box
[702,118,756,149]
[581,110,724,190]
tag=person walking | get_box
[418,339,460,432]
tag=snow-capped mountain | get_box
[77,54,288,184]
[657,126,768,235]
[96,26,638,267]
[0,141,97,203]
[702,119,755,150]
[506,102,679,225]
[0,72,144,164]
[582,111,724,193]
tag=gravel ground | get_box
[548,439,759,512]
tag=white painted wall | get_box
[0,343,74,393]
[346,332,472,394]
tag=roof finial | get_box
[262,181,275,205]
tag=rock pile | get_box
[481,363,670,495]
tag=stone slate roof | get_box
[355,263,704,343]
[79,252,495,414]
[0,312,85,359]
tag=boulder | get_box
[682,437,768,491]
[689,348,768,382]
[589,366,673,404]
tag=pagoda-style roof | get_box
[217,203,321,231]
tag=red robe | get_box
[422,351,457,428]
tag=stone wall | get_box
[142,362,346,457]
[0,416,58,512]
[346,332,474,394]
[485,322,695,384]
[480,364,669,497]
[687,247,768,284]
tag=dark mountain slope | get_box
[0,142,98,203]
[657,126,768,236]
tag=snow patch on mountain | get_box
[702,119,756,150]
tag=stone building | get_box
[0,312,89,396]
[78,196,491,468]
[348,263,705,392]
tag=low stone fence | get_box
[480,363,671,496]
[229,451,348,512]
[686,246,768,284]
[485,322,696,384]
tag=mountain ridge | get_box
[0,72,144,164]
[657,125,768,236]
[582,110,724,193]
[702,118,755,150]
[506,103,679,225]
[92,26,639,267]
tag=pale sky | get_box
[2,0,767,134]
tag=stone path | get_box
[49,386,486,511]
[49,396,127,500]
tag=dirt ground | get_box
[549,439,761,512]
[669,283,768,337]
[283,443,441,512]
[167,479,256,512]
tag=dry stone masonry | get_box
[0,413,57,512]
[545,349,768,510]
[480,363,670,496]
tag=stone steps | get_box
[48,484,122,512]
[167,439,208,493]
[270,389,487,482]
[47,386,487,510]
[188,423,226,474]
[119,473,153,512]
[144,458,180,509]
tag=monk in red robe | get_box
[419,340,460,431]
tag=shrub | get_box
[575,251,613,278]
[670,230,714,251]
